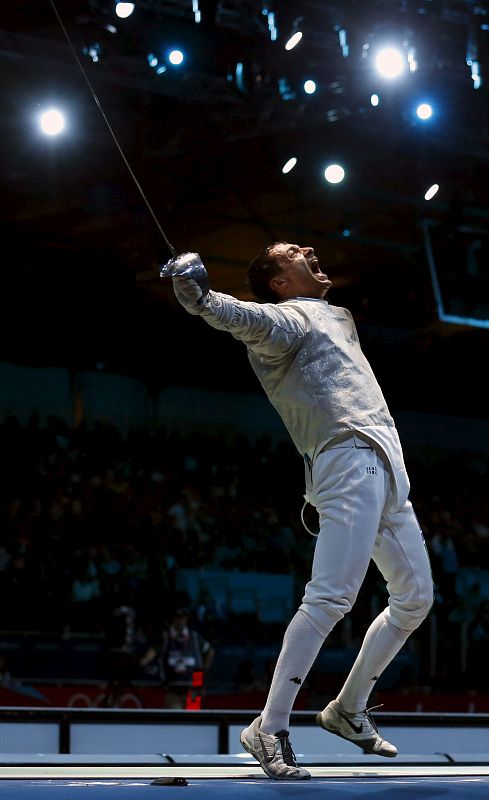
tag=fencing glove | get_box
[160,252,210,314]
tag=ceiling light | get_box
[285,31,302,51]
[115,3,135,19]
[39,109,65,136]
[416,102,433,120]
[469,60,482,89]
[408,47,417,73]
[324,164,345,184]
[424,184,439,201]
[337,28,349,58]
[282,157,297,174]
[192,0,201,23]
[83,43,101,62]
[375,47,406,79]
[278,77,296,101]
[169,50,184,66]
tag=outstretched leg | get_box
[336,501,433,712]
[241,439,389,778]
[317,500,433,756]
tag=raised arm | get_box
[166,254,306,360]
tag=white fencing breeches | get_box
[300,436,433,637]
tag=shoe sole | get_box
[240,733,311,780]
[315,712,397,758]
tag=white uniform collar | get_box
[279,296,329,304]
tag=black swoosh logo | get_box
[344,717,363,734]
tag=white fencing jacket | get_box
[197,291,410,507]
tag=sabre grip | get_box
[160,252,210,302]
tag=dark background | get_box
[1,0,489,415]
[1,1,489,706]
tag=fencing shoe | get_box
[240,716,311,780]
[316,699,397,757]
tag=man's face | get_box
[268,243,332,300]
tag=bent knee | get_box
[387,588,434,633]
[299,595,353,637]
[416,583,435,618]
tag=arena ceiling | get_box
[1,0,489,408]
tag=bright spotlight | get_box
[304,80,316,95]
[370,93,380,107]
[424,184,439,201]
[39,108,65,136]
[375,47,405,79]
[282,157,297,174]
[324,164,345,184]
[285,31,302,51]
[416,102,433,120]
[169,49,184,65]
[115,2,135,19]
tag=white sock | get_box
[260,609,326,734]
[337,611,408,713]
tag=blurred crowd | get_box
[0,412,488,694]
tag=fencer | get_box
[165,243,433,781]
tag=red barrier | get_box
[1,685,489,712]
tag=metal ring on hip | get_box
[301,500,319,538]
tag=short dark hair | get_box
[246,242,286,302]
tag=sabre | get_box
[48,0,207,285]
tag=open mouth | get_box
[308,257,328,280]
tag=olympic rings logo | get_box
[67,691,143,708]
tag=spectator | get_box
[139,607,214,708]
[0,411,488,699]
